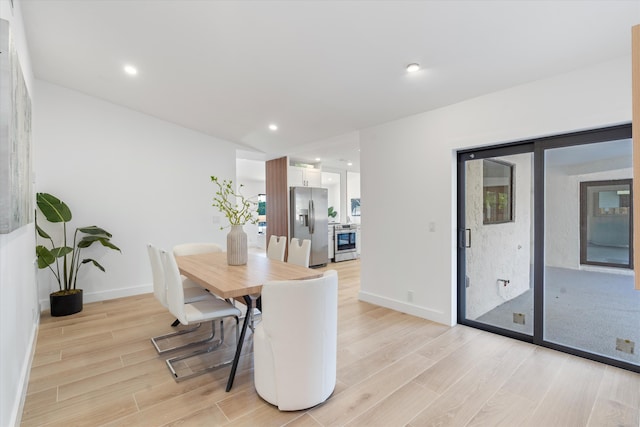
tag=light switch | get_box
[429,222,436,232]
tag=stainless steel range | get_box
[334,224,358,262]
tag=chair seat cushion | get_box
[183,286,212,303]
[181,275,201,288]
[183,298,241,323]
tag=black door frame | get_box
[457,123,638,373]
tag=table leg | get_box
[226,294,252,392]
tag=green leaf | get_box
[82,259,105,272]
[77,235,103,248]
[35,245,56,269]
[36,193,72,223]
[78,226,112,238]
[97,238,121,252]
[77,235,121,252]
[36,224,51,239]
[50,246,73,258]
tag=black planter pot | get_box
[50,289,83,317]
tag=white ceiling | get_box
[19,0,640,174]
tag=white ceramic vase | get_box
[227,225,248,265]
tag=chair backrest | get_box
[258,270,338,409]
[173,242,223,256]
[267,235,287,261]
[161,250,187,324]
[287,238,311,268]
[147,243,168,307]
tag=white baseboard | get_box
[11,314,39,427]
[39,284,153,311]
[358,290,452,326]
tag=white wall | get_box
[359,55,632,326]
[34,80,239,307]
[0,1,37,425]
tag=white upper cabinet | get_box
[289,165,321,187]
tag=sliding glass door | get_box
[458,125,639,372]
[458,144,534,339]
[544,138,638,366]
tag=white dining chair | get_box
[161,249,242,381]
[267,235,287,261]
[147,243,214,331]
[173,242,223,288]
[259,236,288,330]
[287,238,311,268]
[254,270,338,410]
[173,242,223,256]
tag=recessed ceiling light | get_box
[268,124,278,131]
[124,65,138,76]
[347,162,353,166]
[406,63,420,73]
[315,158,321,162]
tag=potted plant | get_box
[211,176,258,265]
[328,206,338,221]
[35,192,121,316]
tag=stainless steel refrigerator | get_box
[290,186,329,267]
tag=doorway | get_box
[580,179,633,268]
[457,124,639,372]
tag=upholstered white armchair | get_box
[253,270,338,411]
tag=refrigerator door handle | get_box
[309,199,315,234]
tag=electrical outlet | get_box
[407,290,414,302]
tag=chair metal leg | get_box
[151,321,215,354]
[166,320,234,382]
[171,318,180,327]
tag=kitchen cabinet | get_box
[289,166,321,187]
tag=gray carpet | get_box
[475,266,640,365]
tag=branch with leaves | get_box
[211,176,258,229]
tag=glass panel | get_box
[544,139,638,366]
[464,153,534,335]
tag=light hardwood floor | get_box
[21,259,640,426]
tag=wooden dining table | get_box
[175,251,323,391]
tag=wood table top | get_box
[176,252,323,299]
